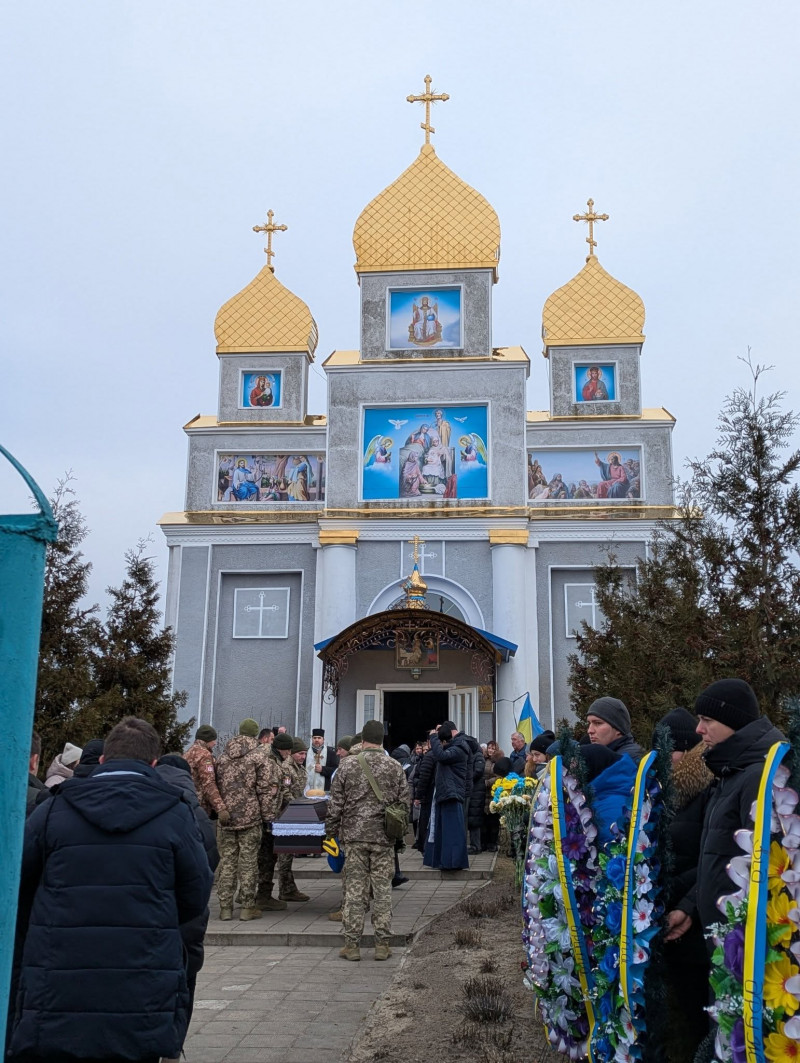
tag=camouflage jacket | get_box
[286,758,307,798]
[325,747,409,847]
[184,740,227,817]
[216,735,282,829]
[265,746,295,812]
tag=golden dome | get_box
[541,255,645,351]
[214,266,318,356]
[352,144,501,279]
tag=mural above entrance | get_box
[362,405,488,500]
[240,371,282,409]
[396,628,439,670]
[387,287,462,349]
[528,447,642,501]
[574,363,616,403]
[217,453,324,502]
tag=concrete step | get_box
[205,927,413,947]
[293,865,492,881]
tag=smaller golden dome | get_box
[541,255,645,351]
[401,563,428,610]
[353,145,501,279]
[215,266,318,356]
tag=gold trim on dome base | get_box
[352,145,501,280]
[488,529,529,545]
[529,504,682,520]
[541,255,645,353]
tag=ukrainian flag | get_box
[517,693,544,744]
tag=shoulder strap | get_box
[357,752,385,804]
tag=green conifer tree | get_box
[569,358,800,740]
[34,476,101,767]
[89,539,191,751]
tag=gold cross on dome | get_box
[252,209,288,270]
[407,534,426,565]
[573,198,609,260]
[406,75,450,145]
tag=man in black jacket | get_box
[9,716,213,1063]
[665,679,785,945]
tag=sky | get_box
[2,1,799,611]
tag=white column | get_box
[491,535,529,746]
[314,533,359,737]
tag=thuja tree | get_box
[34,477,102,766]
[569,358,800,741]
[88,540,191,751]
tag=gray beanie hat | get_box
[587,697,631,736]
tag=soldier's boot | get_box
[374,941,392,961]
[279,888,310,902]
[339,943,361,961]
[327,909,343,921]
[219,906,233,921]
[255,889,287,911]
[240,906,263,921]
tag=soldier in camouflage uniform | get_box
[256,732,295,909]
[184,725,230,824]
[215,719,282,920]
[325,719,409,961]
[271,737,311,902]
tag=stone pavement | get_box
[205,846,495,947]
[184,847,496,1062]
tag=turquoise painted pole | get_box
[0,446,57,1051]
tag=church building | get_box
[160,79,676,747]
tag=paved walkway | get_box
[185,848,495,1062]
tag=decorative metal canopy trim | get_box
[318,608,496,697]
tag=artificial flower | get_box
[765,1028,800,1063]
[722,924,745,981]
[768,889,796,942]
[764,955,800,1015]
[730,1018,747,1063]
[771,841,793,882]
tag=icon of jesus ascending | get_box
[408,296,442,346]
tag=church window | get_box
[232,587,290,638]
[564,583,606,638]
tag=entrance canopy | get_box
[315,608,516,697]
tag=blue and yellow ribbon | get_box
[743,740,790,1063]
[550,756,597,1061]
[619,750,657,1011]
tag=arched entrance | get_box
[316,609,509,747]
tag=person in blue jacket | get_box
[580,743,638,848]
[8,716,213,1063]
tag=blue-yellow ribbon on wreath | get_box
[619,750,657,1010]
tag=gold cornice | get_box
[352,144,501,280]
[184,414,327,430]
[325,505,529,518]
[528,504,680,520]
[526,407,675,424]
[322,346,528,369]
[488,529,529,544]
[318,529,359,545]
[159,510,322,526]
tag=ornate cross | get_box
[573,198,609,259]
[252,209,288,269]
[406,75,449,145]
[407,534,426,565]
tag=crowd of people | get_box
[10,674,784,1062]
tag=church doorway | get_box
[382,689,449,750]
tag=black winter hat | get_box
[273,733,294,751]
[530,730,556,755]
[158,753,191,773]
[655,707,700,751]
[587,697,631,736]
[580,744,622,783]
[493,757,513,778]
[195,724,217,742]
[694,678,760,732]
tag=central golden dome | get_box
[352,144,501,279]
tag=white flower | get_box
[634,864,652,898]
[632,899,654,932]
[619,1008,637,1044]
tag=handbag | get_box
[356,753,409,841]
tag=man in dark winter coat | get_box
[9,716,213,1063]
[666,679,785,945]
[586,696,645,763]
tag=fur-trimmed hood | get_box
[672,742,713,810]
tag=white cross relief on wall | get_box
[564,583,606,638]
[233,587,290,639]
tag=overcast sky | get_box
[2,2,799,610]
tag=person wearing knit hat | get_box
[653,707,701,759]
[239,719,259,738]
[44,742,84,789]
[272,732,294,751]
[666,678,784,957]
[184,724,230,825]
[255,732,296,910]
[73,739,104,779]
[586,696,645,763]
[273,736,312,905]
[336,736,353,757]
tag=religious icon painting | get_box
[574,363,616,403]
[395,628,439,670]
[240,371,282,409]
[217,453,324,503]
[362,404,488,500]
[387,287,462,349]
[528,447,642,501]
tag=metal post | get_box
[0,445,58,1050]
